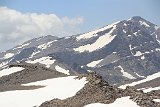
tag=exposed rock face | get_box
[0,16,160,85]
[39,73,160,107]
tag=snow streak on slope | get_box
[74,24,117,53]
[84,97,139,107]
[153,99,160,102]
[0,67,24,77]
[0,76,87,107]
[55,65,70,75]
[118,66,135,79]
[139,21,150,27]
[134,51,143,56]
[13,43,30,50]
[143,86,160,93]
[119,72,160,89]
[37,40,56,50]
[26,57,55,68]
[30,50,41,58]
[76,21,119,40]
[3,53,14,59]
[87,59,103,67]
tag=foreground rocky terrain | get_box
[40,73,160,107]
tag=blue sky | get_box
[0,0,160,51]
[0,0,160,31]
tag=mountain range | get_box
[0,16,160,107]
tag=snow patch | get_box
[123,29,126,33]
[26,57,55,68]
[133,32,138,36]
[0,76,87,107]
[76,21,119,40]
[134,51,143,56]
[30,50,41,58]
[84,97,139,107]
[139,21,150,27]
[0,61,8,69]
[153,99,160,102]
[13,43,30,50]
[129,44,132,50]
[144,51,150,54]
[119,72,160,89]
[37,41,55,50]
[55,65,70,75]
[0,67,24,77]
[135,72,145,78]
[157,39,160,44]
[87,59,103,67]
[3,53,14,59]
[141,55,145,60]
[156,48,160,52]
[143,86,160,93]
[118,66,135,79]
[124,23,127,26]
[74,25,117,52]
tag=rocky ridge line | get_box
[39,73,160,107]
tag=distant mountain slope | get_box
[0,16,160,86]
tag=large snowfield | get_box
[0,76,87,107]
[84,97,139,107]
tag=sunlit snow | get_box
[134,51,143,56]
[153,99,160,102]
[76,21,119,40]
[0,67,24,77]
[3,53,14,59]
[84,97,139,107]
[119,72,160,89]
[55,65,70,75]
[74,24,117,52]
[143,86,160,93]
[139,21,150,27]
[118,66,135,79]
[26,57,55,68]
[87,59,103,67]
[0,76,87,107]
[13,43,30,50]
[37,41,56,50]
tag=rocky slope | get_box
[0,16,160,86]
[39,73,160,107]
